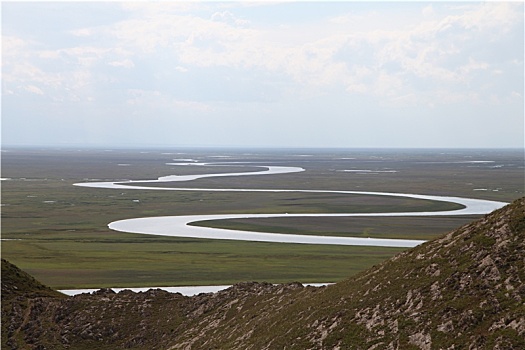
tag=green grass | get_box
[1,148,523,289]
[2,231,405,289]
[193,215,479,240]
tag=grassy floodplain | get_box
[1,147,523,289]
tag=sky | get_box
[2,1,524,149]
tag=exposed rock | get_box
[409,331,431,350]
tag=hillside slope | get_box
[171,197,525,349]
[2,197,524,349]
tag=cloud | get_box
[422,5,435,18]
[2,35,28,53]
[211,10,250,27]
[6,1,519,107]
[125,89,212,113]
[2,1,522,148]
[109,59,135,68]
[25,85,44,95]
[70,28,93,37]
[456,2,521,33]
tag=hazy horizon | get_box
[2,2,524,149]
[2,144,523,152]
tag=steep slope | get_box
[2,197,524,350]
[1,259,66,349]
[1,259,65,301]
[169,196,525,349]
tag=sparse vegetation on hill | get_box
[2,197,524,349]
[1,258,65,301]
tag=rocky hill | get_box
[2,197,524,349]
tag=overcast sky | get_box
[2,1,524,148]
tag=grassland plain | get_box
[1,147,523,289]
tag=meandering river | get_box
[75,162,507,248]
[66,161,508,296]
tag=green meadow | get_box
[1,148,523,289]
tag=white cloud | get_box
[25,85,44,95]
[109,59,135,68]
[70,28,93,37]
[422,5,435,18]
[38,1,507,108]
[2,2,522,148]
[126,89,212,113]
[458,2,521,33]
[2,35,28,53]
[4,2,522,107]
[458,58,489,77]
[120,2,205,15]
[211,10,250,27]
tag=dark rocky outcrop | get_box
[2,197,524,349]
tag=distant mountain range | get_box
[2,197,524,349]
